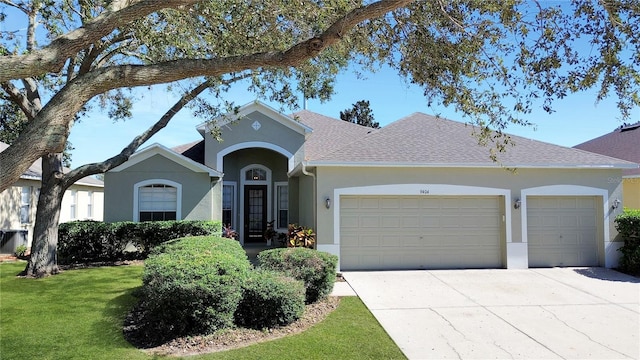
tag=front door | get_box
[244,185,267,243]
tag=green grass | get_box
[0,262,405,360]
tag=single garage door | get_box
[340,195,503,270]
[527,196,599,267]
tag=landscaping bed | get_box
[129,296,340,357]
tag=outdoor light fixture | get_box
[612,199,621,209]
[325,197,331,209]
[514,198,521,209]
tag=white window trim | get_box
[133,179,182,221]
[274,181,289,231]
[222,181,237,228]
[239,164,272,245]
[70,190,78,220]
[20,186,32,224]
[87,191,94,219]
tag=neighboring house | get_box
[574,122,640,209]
[0,142,104,252]
[104,101,636,271]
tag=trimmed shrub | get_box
[234,270,305,329]
[58,220,113,263]
[615,208,640,274]
[257,247,338,304]
[58,220,221,264]
[139,236,251,343]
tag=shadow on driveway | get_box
[572,267,640,283]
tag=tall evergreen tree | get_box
[340,100,379,128]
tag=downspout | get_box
[301,161,316,240]
[212,175,223,237]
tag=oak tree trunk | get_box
[22,154,65,277]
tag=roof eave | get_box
[305,161,637,170]
[110,143,222,177]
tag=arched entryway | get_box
[221,147,290,245]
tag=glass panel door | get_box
[244,185,267,243]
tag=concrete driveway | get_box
[343,268,640,359]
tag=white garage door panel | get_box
[340,195,503,270]
[528,196,598,267]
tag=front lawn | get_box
[0,262,405,360]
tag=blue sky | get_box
[2,3,636,168]
[67,66,638,168]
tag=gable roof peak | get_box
[196,100,312,137]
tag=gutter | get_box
[303,161,639,170]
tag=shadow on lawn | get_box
[94,287,145,351]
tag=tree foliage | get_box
[1,0,640,190]
[340,100,379,128]
[1,0,639,277]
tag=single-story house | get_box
[0,141,104,252]
[574,122,640,209]
[104,101,636,271]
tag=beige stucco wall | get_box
[204,111,305,172]
[60,184,105,223]
[0,179,39,250]
[0,179,104,250]
[104,154,215,222]
[623,177,640,209]
[310,166,624,268]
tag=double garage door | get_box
[340,195,503,270]
[339,194,600,271]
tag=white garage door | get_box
[527,196,599,267]
[340,195,503,270]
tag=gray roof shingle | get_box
[302,112,636,169]
[292,110,376,160]
[574,123,640,176]
[172,140,205,165]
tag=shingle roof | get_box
[292,110,374,160]
[171,109,635,171]
[172,140,205,165]
[0,141,104,187]
[305,112,636,169]
[574,123,640,176]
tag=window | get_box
[87,191,94,218]
[276,184,288,229]
[20,187,31,223]
[245,168,267,181]
[139,184,177,221]
[70,190,77,219]
[222,184,235,227]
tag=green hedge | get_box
[57,220,221,264]
[138,236,251,343]
[615,208,640,274]
[234,270,306,329]
[257,247,338,304]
